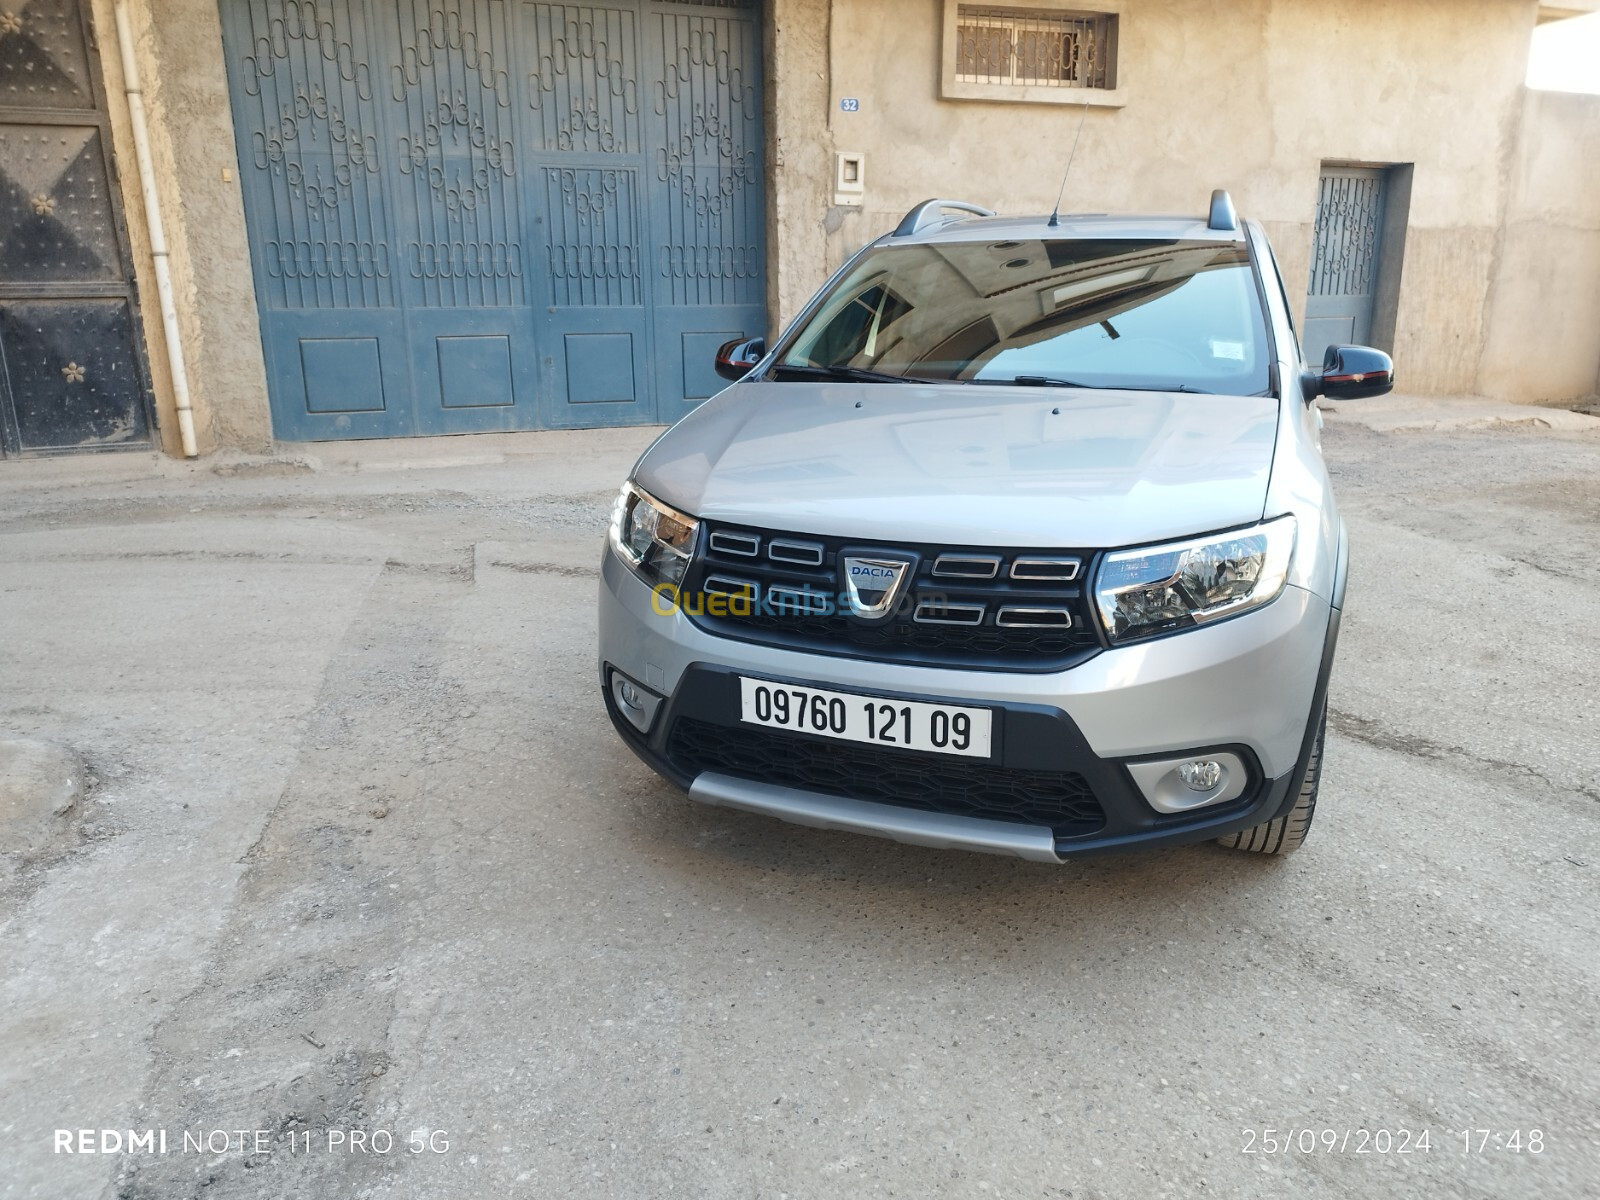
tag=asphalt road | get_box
[1,408,1596,1199]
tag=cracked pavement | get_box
[0,416,1596,1199]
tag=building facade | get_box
[1,0,1597,458]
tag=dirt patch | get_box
[0,737,86,857]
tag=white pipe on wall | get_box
[112,0,199,458]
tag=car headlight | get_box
[609,481,698,586]
[1094,515,1297,645]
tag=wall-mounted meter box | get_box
[834,152,865,207]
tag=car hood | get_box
[635,381,1280,548]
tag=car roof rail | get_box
[892,199,997,237]
[1208,189,1239,231]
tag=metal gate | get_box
[0,0,152,457]
[1303,165,1386,368]
[219,0,765,441]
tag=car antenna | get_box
[1047,38,1099,228]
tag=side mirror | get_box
[1303,344,1395,402]
[714,336,766,382]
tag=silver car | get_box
[598,192,1393,862]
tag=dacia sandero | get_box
[598,192,1393,862]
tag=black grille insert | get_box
[686,523,1103,670]
[667,717,1106,837]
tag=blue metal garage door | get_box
[219,0,764,440]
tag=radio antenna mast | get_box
[1047,34,1098,228]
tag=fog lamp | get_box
[609,668,663,734]
[1178,759,1224,792]
[1125,751,1250,814]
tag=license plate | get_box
[737,677,993,758]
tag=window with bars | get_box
[942,2,1123,105]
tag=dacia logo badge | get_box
[840,554,915,621]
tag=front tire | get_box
[1218,704,1324,855]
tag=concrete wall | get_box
[770,0,1550,398]
[1479,88,1600,403]
[91,0,271,454]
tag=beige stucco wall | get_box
[770,0,1549,398]
[92,0,271,454]
[1478,88,1600,402]
[766,0,835,333]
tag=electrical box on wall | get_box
[834,152,865,207]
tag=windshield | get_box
[775,237,1271,395]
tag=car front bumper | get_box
[598,549,1337,861]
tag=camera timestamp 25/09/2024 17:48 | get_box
[1241,1128,1546,1155]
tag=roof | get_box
[884,212,1247,246]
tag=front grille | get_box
[667,717,1106,837]
[685,523,1103,670]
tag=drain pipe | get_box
[112,1,198,458]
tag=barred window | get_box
[955,5,1117,89]
[942,1,1123,105]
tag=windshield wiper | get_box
[1005,376,1216,395]
[1009,375,1096,389]
[768,363,914,384]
